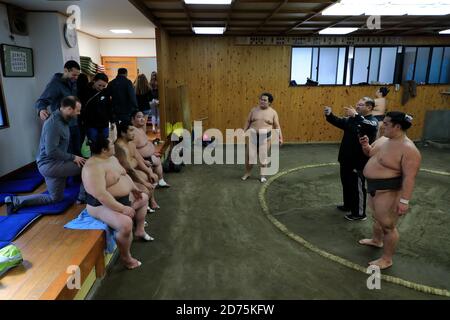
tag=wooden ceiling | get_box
[130,0,450,36]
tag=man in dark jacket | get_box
[108,68,138,123]
[34,60,82,155]
[324,97,378,221]
[79,73,112,142]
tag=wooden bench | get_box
[0,184,109,300]
[0,132,164,300]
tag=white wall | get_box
[78,34,156,68]
[137,57,157,80]
[28,12,64,96]
[28,12,80,100]
[0,4,41,176]
[0,7,81,176]
[78,32,101,64]
[99,39,156,57]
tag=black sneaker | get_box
[345,214,367,221]
[4,196,18,215]
[337,205,351,212]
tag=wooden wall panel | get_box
[156,28,172,138]
[166,36,450,142]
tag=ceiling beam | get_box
[397,22,450,35]
[128,0,162,28]
[231,0,334,2]
[373,15,420,34]
[254,0,288,34]
[312,15,358,34]
[152,8,315,14]
[225,0,238,32]
[180,0,194,32]
[283,0,339,34]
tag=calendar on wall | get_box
[1,44,34,77]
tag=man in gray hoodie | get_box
[6,96,86,213]
[35,60,81,155]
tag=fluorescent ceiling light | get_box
[439,29,450,34]
[110,29,132,34]
[322,0,450,16]
[184,0,232,4]
[319,27,358,35]
[192,27,226,34]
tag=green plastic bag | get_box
[81,137,91,158]
[0,244,23,277]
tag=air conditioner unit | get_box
[7,4,28,36]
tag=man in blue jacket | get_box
[35,60,81,155]
[324,97,378,221]
[108,68,138,123]
[6,96,86,213]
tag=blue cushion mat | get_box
[0,176,45,193]
[13,184,80,215]
[14,168,43,180]
[0,212,41,242]
[0,241,10,250]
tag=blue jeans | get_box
[149,101,160,127]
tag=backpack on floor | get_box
[0,244,23,277]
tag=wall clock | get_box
[64,22,78,48]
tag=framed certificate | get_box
[0,78,8,129]
[1,44,34,77]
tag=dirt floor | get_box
[92,143,450,300]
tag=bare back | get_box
[116,140,139,170]
[373,98,386,116]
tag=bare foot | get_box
[241,174,250,181]
[151,199,160,210]
[135,232,155,241]
[358,238,383,248]
[369,258,392,270]
[121,257,142,270]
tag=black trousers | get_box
[68,124,82,156]
[339,163,367,217]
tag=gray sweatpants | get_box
[14,160,84,208]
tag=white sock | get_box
[159,179,168,186]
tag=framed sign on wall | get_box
[0,77,8,129]
[0,44,34,77]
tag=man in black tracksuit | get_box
[79,73,112,143]
[325,97,378,221]
[107,68,138,123]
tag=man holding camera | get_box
[324,97,378,221]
